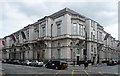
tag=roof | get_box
[50,8,86,19]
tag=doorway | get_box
[37,53,40,61]
[77,56,79,65]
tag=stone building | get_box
[0,8,120,63]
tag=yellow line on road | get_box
[98,72,103,74]
[84,70,90,76]
[53,70,61,76]
[98,72,107,76]
[55,70,61,74]
[38,72,45,74]
[72,70,74,76]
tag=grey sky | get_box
[0,0,119,39]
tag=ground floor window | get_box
[70,49,72,59]
[77,49,79,54]
[58,49,61,59]
[43,50,45,59]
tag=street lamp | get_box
[72,38,79,67]
[51,24,53,59]
[84,28,87,61]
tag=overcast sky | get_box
[0,0,119,40]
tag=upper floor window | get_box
[91,32,93,40]
[58,42,60,46]
[57,24,61,36]
[42,27,46,36]
[91,45,93,52]
[91,21,93,27]
[97,31,98,40]
[99,32,102,41]
[81,25,83,36]
[94,48,96,53]
[70,42,72,46]
[73,23,77,35]
[27,31,29,40]
[78,24,81,35]
[93,35,95,41]
[58,49,61,59]
[37,30,39,38]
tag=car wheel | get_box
[55,66,58,70]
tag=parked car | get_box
[107,59,117,66]
[22,60,31,65]
[113,60,117,65]
[118,60,120,64]
[45,60,68,70]
[13,60,21,64]
[2,59,7,63]
[17,60,23,65]
[31,60,43,67]
[9,59,15,64]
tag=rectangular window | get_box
[70,49,72,59]
[73,23,77,35]
[91,45,93,52]
[91,21,93,27]
[93,35,95,41]
[42,27,45,36]
[78,24,81,35]
[28,51,29,59]
[81,25,83,36]
[27,32,29,40]
[91,32,93,40]
[58,49,61,59]
[97,31,98,40]
[57,24,61,36]
[77,49,79,54]
[99,32,102,41]
[37,30,39,38]
[94,48,96,53]
[43,50,45,59]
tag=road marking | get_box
[98,72,107,76]
[38,72,44,74]
[98,72,103,74]
[84,70,90,76]
[55,70,61,74]
[53,70,61,76]
[72,70,74,76]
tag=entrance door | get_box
[37,53,40,61]
[77,56,79,65]
[23,51,25,60]
[93,57,95,65]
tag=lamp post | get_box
[84,28,87,61]
[51,24,53,60]
[72,38,79,67]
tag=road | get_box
[1,63,119,76]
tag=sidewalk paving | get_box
[67,63,107,70]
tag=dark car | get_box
[2,59,7,63]
[9,59,15,64]
[18,60,24,65]
[107,60,114,66]
[13,60,21,64]
[45,60,68,70]
[2,59,12,63]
